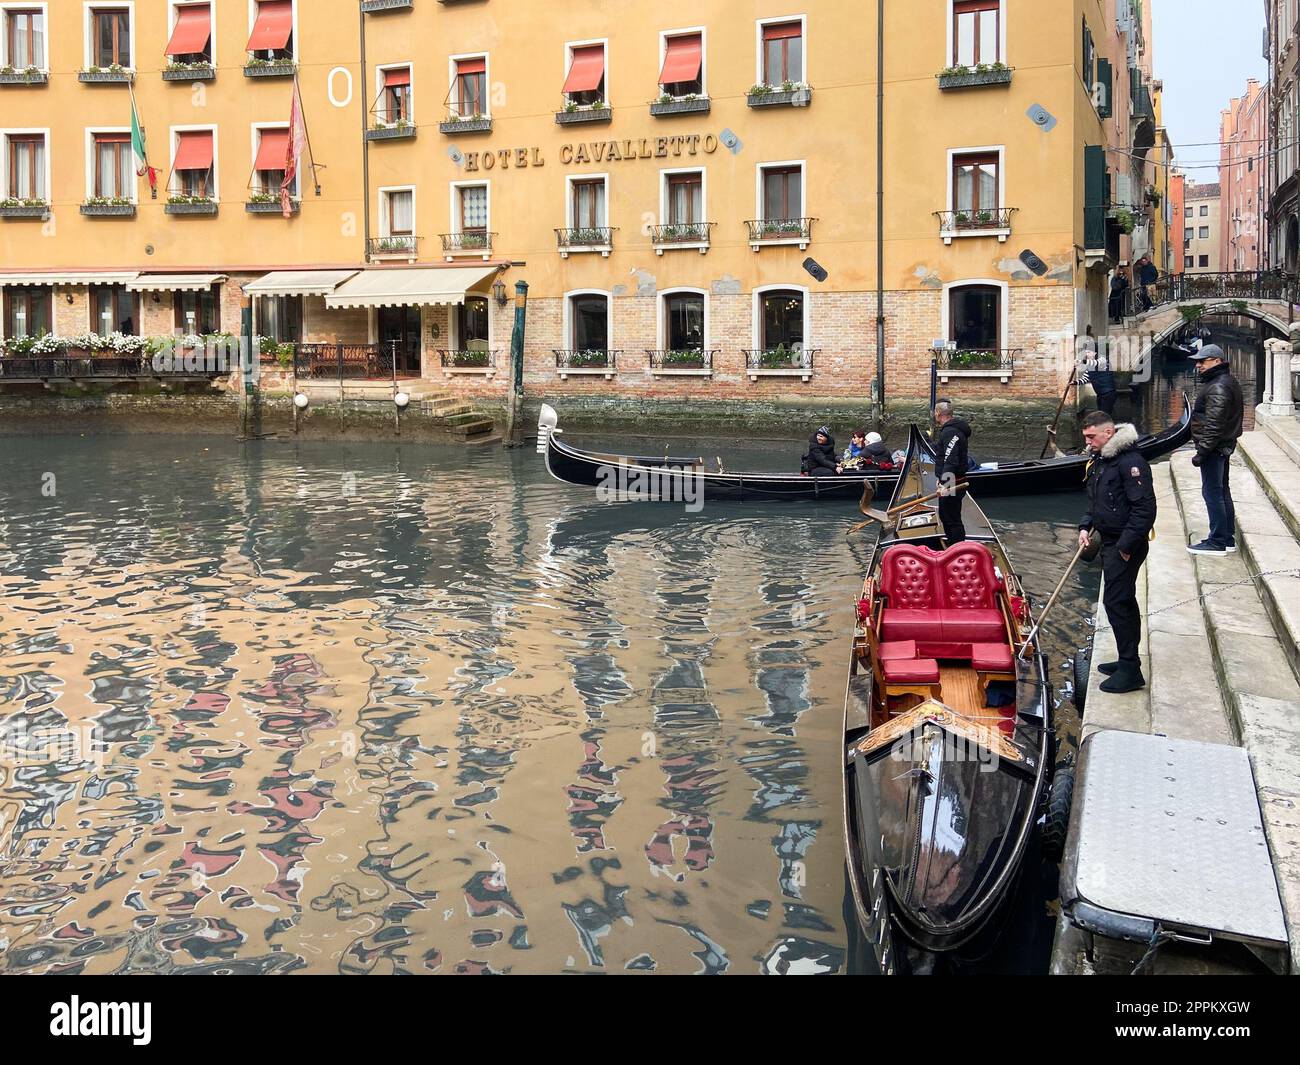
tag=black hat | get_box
[816,425,831,438]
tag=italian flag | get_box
[129,89,158,193]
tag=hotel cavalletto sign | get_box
[462,133,720,172]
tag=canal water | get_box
[0,430,1099,975]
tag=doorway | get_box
[377,306,422,376]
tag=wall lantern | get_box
[492,279,508,307]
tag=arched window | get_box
[760,289,804,349]
[570,293,609,350]
[949,284,1001,351]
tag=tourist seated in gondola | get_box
[801,425,840,477]
[861,432,894,469]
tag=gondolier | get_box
[934,400,971,543]
[1078,411,1157,694]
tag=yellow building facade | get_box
[0,0,1162,416]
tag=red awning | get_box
[253,128,289,171]
[173,131,214,171]
[247,0,293,51]
[659,35,702,85]
[762,21,802,41]
[383,67,411,87]
[562,46,604,94]
[456,57,486,76]
[166,4,212,56]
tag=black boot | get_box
[1099,663,1145,694]
[1097,661,1121,675]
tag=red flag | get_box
[281,80,307,217]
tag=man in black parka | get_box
[934,400,971,543]
[801,426,839,477]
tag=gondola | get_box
[841,426,1052,974]
[536,396,1191,501]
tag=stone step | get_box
[448,417,495,437]
[1256,409,1300,470]
[1238,430,1300,543]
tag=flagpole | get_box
[293,75,322,196]
[127,83,157,199]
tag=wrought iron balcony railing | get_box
[745,217,816,244]
[367,235,419,257]
[649,222,714,248]
[555,227,616,253]
[935,348,1018,374]
[441,231,495,255]
[647,349,717,371]
[743,347,818,371]
[439,348,498,368]
[554,349,618,370]
[935,207,1017,240]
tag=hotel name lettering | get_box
[462,133,720,172]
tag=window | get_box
[247,0,292,61]
[456,295,489,350]
[571,177,606,229]
[952,151,998,213]
[1184,226,1193,240]
[4,285,52,338]
[175,286,219,334]
[760,20,802,84]
[457,183,487,233]
[562,42,605,106]
[90,284,138,335]
[665,171,703,224]
[3,7,45,69]
[953,0,1000,66]
[1185,206,1192,218]
[1184,255,1194,268]
[92,132,133,199]
[660,31,703,97]
[761,289,805,349]
[663,292,705,351]
[453,55,487,117]
[166,2,211,64]
[255,294,301,342]
[1199,255,1209,267]
[252,125,292,195]
[570,293,609,351]
[383,188,414,236]
[1199,226,1210,239]
[5,132,45,200]
[1200,205,1209,216]
[1082,18,1095,91]
[381,66,412,123]
[949,284,1000,350]
[90,6,130,67]
[170,129,215,198]
[761,164,802,220]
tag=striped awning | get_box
[127,273,226,292]
[243,270,359,297]
[0,272,139,286]
[323,266,497,309]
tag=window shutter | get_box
[1084,145,1108,249]
[1096,58,1112,118]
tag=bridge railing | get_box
[1118,271,1294,321]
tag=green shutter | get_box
[1085,145,1108,249]
[1096,58,1113,118]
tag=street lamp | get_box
[492,279,508,306]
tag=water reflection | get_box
[0,434,1093,974]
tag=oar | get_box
[1040,375,1079,459]
[847,478,890,533]
[1017,539,1089,658]
[887,482,969,517]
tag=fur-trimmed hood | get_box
[1100,423,1140,459]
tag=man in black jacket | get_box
[801,425,839,477]
[1078,410,1157,694]
[934,400,971,544]
[1186,344,1244,556]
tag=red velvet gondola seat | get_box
[878,543,1008,656]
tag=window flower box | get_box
[555,227,616,257]
[362,0,414,10]
[937,64,1014,90]
[936,348,1018,383]
[649,222,713,254]
[745,217,816,250]
[935,207,1017,244]
[555,103,611,125]
[0,199,50,219]
[743,347,818,381]
[438,114,491,134]
[554,349,619,379]
[439,349,498,377]
[246,197,299,214]
[367,120,418,141]
[440,232,494,259]
[165,197,218,215]
[78,66,134,84]
[650,94,711,116]
[746,83,813,108]
[647,349,716,376]
[163,62,215,82]
[244,59,297,78]
[80,199,136,217]
[0,67,48,85]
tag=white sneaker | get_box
[1187,540,1227,556]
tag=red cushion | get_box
[972,642,1015,673]
[935,543,999,610]
[939,609,1006,644]
[879,609,942,644]
[882,658,939,684]
[878,640,918,661]
[879,545,941,610]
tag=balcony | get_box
[246,197,299,215]
[554,349,618,379]
[936,348,1018,383]
[746,84,813,109]
[649,221,713,255]
[744,347,818,382]
[647,349,717,377]
[556,227,616,257]
[162,61,214,82]
[366,120,417,142]
[440,232,495,260]
[244,59,296,78]
[439,348,498,378]
[745,217,816,251]
[79,200,136,217]
[78,67,134,84]
[164,197,218,216]
[555,102,611,125]
[367,235,420,261]
[439,113,492,135]
[935,207,1017,244]
[0,68,48,85]
[362,0,414,10]
[650,94,711,117]
[936,64,1014,91]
